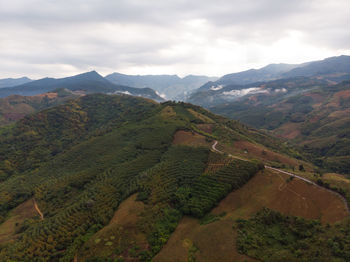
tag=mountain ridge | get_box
[196,55,350,92]
[0,71,164,101]
[105,72,218,100]
[0,77,32,88]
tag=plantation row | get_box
[0,96,184,261]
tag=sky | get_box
[0,0,349,79]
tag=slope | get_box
[0,88,81,126]
[0,95,265,261]
[211,81,350,174]
[1,93,350,261]
[195,55,350,93]
[189,76,327,108]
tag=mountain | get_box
[0,71,164,101]
[215,63,299,86]
[188,76,328,108]
[105,72,218,100]
[0,77,32,88]
[0,88,81,126]
[195,55,350,95]
[210,80,350,174]
[2,93,333,261]
[283,55,350,81]
[1,94,350,261]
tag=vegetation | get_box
[0,88,79,126]
[210,80,350,174]
[237,208,350,262]
[0,94,264,261]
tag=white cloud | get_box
[223,87,268,97]
[210,85,224,91]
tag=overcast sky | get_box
[0,0,349,79]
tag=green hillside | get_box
[0,94,266,261]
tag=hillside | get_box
[0,88,80,126]
[0,94,349,261]
[215,63,299,86]
[105,72,218,100]
[196,55,350,91]
[0,71,164,102]
[210,80,350,175]
[188,76,327,108]
[283,55,350,82]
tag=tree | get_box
[299,164,305,171]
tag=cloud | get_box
[0,0,349,78]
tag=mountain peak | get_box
[70,70,104,80]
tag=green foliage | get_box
[0,94,263,261]
[147,207,182,254]
[178,160,261,217]
[237,208,350,262]
[0,94,181,261]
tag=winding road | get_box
[211,140,350,212]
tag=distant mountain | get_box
[0,71,164,101]
[216,63,299,86]
[0,88,81,126]
[282,55,350,82]
[188,76,328,108]
[0,77,32,88]
[197,55,350,93]
[105,72,218,100]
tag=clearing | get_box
[172,130,211,148]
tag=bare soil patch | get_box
[172,130,211,147]
[196,123,214,134]
[230,140,298,166]
[0,199,37,244]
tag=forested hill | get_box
[0,93,296,261]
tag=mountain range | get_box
[202,55,350,89]
[0,71,164,102]
[105,72,218,100]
